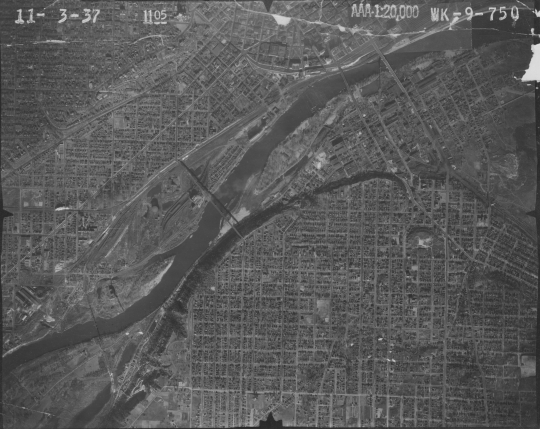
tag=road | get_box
[3,83,162,181]
[179,160,244,238]
[72,105,265,270]
[2,98,265,283]
[1,18,229,181]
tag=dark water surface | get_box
[4,47,436,373]
[115,342,137,378]
[68,383,111,428]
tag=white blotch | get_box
[522,44,540,82]
[272,14,291,26]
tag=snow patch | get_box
[272,14,291,26]
[140,259,174,297]
[325,113,337,126]
[235,207,251,221]
[104,225,129,259]
[218,207,250,238]
[522,44,540,82]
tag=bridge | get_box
[179,160,244,239]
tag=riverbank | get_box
[2,34,446,373]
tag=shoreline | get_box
[2,30,471,371]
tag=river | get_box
[3,44,447,374]
[68,383,112,428]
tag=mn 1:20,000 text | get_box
[351,3,420,19]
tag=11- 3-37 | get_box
[15,8,100,24]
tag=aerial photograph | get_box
[0,0,537,427]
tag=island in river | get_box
[2,46,435,374]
